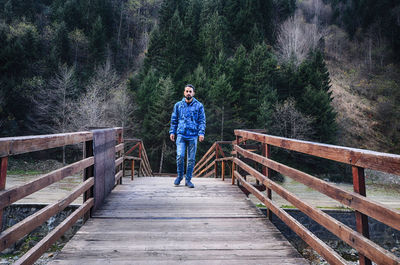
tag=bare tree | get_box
[276,10,327,66]
[32,65,76,164]
[69,60,131,131]
[269,99,314,140]
[105,81,135,130]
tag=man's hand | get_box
[170,134,175,142]
[199,135,204,142]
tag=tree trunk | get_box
[220,105,224,141]
[159,138,166,173]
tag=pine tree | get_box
[89,16,106,64]
[243,42,278,128]
[144,76,176,173]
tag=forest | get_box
[0,0,399,174]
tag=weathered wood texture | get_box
[92,129,116,211]
[234,145,400,231]
[0,157,94,209]
[233,157,400,265]
[49,177,307,265]
[235,129,400,175]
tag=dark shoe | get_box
[174,176,183,186]
[185,180,195,188]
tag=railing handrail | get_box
[0,127,124,265]
[235,129,400,175]
[194,129,400,265]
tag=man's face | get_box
[184,87,194,101]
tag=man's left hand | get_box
[199,135,204,142]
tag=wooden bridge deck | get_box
[49,177,307,264]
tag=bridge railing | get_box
[195,129,400,265]
[124,138,153,178]
[0,127,123,265]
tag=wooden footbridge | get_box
[1,128,400,264]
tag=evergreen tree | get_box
[144,76,176,173]
[243,42,277,127]
[89,16,106,64]
[52,22,70,64]
[299,85,337,143]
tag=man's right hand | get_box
[170,134,175,141]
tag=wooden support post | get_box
[83,140,94,221]
[352,166,372,265]
[221,161,225,181]
[139,142,142,159]
[0,156,8,232]
[118,132,123,185]
[231,161,235,185]
[262,143,272,220]
[215,144,219,178]
[131,160,135,181]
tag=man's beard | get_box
[185,95,192,100]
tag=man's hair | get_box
[185,84,195,91]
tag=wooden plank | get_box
[125,156,141,161]
[233,171,347,265]
[115,143,124,153]
[0,156,8,231]
[115,157,124,167]
[234,145,400,231]
[15,198,94,265]
[194,151,215,175]
[0,178,93,251]
[352,166,372,265]
[115,170,123,183]
[0,131,93,157]
[235,129,400,175]
[49,177,307,264]
[233,158,400,265]
[215,157,232,162]
[0,157,94,209]
[125,142,140,156]
[194,143,216,171]
[195,161,215,178]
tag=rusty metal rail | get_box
[194,129,400,265]
[0,127,123,265]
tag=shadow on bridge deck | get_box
[49,177,307,264]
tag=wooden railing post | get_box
[221,160,225,181]
[83,140,94,221]
[0,156,8,232]
[131,160,135,180]
[215,144,219,178]
[117,131,123,185]
[262,143,272,221]
[352,166,372,265]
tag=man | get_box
[169,84,206,188]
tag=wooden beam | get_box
[14,198,94,265]
[0,132,93,157]
[115,170,123,184]
[115,157,124,168]
[194,143,216,172]
[115,143,124,153]
[234,145,400,231]
[195,161,215,178]
[0,156,8,231]
[235,129,400,175]
[233,157,400,265]
[193,151,215,175]
[353,166,372,265]
[0,157,94,209]
[0,178,93,251]
[233,171,347,265]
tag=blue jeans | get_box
[176,135,198,181]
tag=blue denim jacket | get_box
[169,97,206,137]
